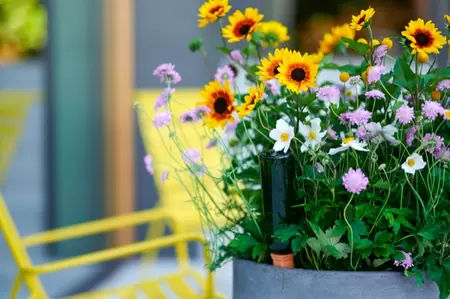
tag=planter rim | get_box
[235,258,409,277]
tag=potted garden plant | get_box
[138,1,450,298]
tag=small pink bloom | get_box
[395,105,414,124]
[144,155,154,175]
[365,89,385,100]
[153,63,182,84]
[153,111,172,128]
[368,65,385,84]
[154,88,175,111]
[229,50,244,64]
[421,101,444,120]
[215,65,235,85]
[393,251,414,270]
[342,168,369,194]
[340,109,372,126]
[317,85,340,104]
[373,45,387,65]
[161,169,168,184]
[182,148,201,164]
[265,79,280,96]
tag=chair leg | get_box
[9,273,22,299]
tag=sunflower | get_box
[198,0,231,28]
[445,14,450,24]
[319,24,355,54]
[237,84,265,118]
[222,8,264,43]
[257,48,291,81]
[256,21,290,47]
[277,51,319,93]
[198,80,236,128]
[309,52,324,65]
[401,19,447,54]
[350,7,375,31]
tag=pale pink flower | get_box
[229,50,244,64]
[340,109,372,126]
[161,169,169,184]
[342,168,369,194]
[182,148,201,164]
[215,65,235,85]
[154,88,175,111]
[421,101,444,120]
[393,251,414,270]
[395,105,414,124]
[144,155,154,175]
[153,111,172,128]
[373,45,387,65]
[317,85,340,104]
[368,65,385,84]
[153,63,182,84]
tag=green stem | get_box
[344,194,356,270]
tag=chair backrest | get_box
[0,192,48,298]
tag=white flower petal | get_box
[287,126,295,138]
[401,163,415,174]
[329,147,346,155]
[300,143,308,153]
[269,129,281,140]
[276,119,289,131]
[383,125,398,135]
[310,118,322,132]
[298,123,309,137]
[273,140,286,152]
[283,140,291,153]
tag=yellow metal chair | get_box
[0,192,223,298]
[0,92,35,184]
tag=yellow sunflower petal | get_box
[222,7,264,43]
[198,0,231,28]
[198,80,236,128]
[277,51,319,94]
[402,18,447,54]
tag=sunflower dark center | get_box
[239,24,251,36]
[214,97,228,114]
[273,66,280,75]
[209,6,222,14]
[291,68,306,82]
[357,14,366,25]
[414,32,430,46]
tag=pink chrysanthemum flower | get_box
[395,105,415,124]
[195,105,211,116]
[317,85,340,104]
[406,126,418,145]
[161,169,169,184]
[340,109,372,126]
[373,45,387,65]
[179,109,198,123]
[393,251,414,270]
[421,101,445,120]
[265,79,280,96]
[153,63,182,84]
[206,138,218,149]
[182,148,201,164]
[327,127,338,140]
[436,79,450,91]
[423,133,445,154]
[365,89,385,100]
[229,50,244,64]
[342,168,369,194]
[144,155,154,175]
[154,88,175,111]
[215,65,235,85]
[153,111,172,128]
[356,126,368,140]
[368,65,385,84]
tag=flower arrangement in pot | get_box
[139,1,450,298]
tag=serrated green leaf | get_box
[291,234,308,254]
[373,180,390,190]
[325,244,342,259]
[374,246,391,258]
[374,231,392,247]
[228,234,257,253]
[361,248,372,259]
[273,225,299,243]
[252,243,267,262]
[307,238,322,255]
[333,220,347,237]
[216,46,232,55]
[341,37,370,56]
[351,219,369,236]
[356,239,372,250]
[418,223,441,241]
[393,58,415,91]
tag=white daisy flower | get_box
[329,134,369,155]
[402,153,426,174]
[298,118,326,152]
[269,119,294,153]
[364,122,399,145]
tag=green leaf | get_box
[216,46,232,55]
[326,243,351,259]
[351,219,369,236]
[374,246,391,258]
[373,259,390,268]
[307,238,322,255]
[273,225,299,243]
[373,180,390,190]
[428,264,443,282]
[252,243,267,262]
[374,231,393,247]
[291,234,308,254]
[418,223,441,241]
[444,259,450,270]
[325,245,341,259]
[228,234,257,253]
[438,269,450,299]
[341,37,369,56]
[333,220,347,237]
[393,58,415,91]
[355,239,372,250]
[248,64,259,74]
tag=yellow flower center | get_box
[280,132,289,142]
[343,137,355,144]
[308,131,317,140]
[445,110,450,119]
[407,159,415,167]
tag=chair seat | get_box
[64,270,224,299]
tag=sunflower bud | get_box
[417,52,429,64]
[339,72,350,83]
[381,38,393,50]
[431,90,441,100]
[357,38,368,44]
[188,37,203,52]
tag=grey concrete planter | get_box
[233,259,441,299]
